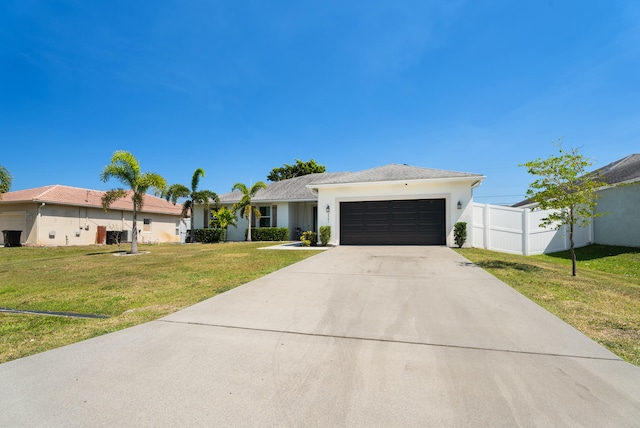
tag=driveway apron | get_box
[1,246,639,427]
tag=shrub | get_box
[194,228,224,243]
[319,225,331,246]
[454,222,467,248]
[244,228,289,241]
[300,230,317,247]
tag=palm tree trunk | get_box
[189,203,195,243]
[131,204,139,254]
[247,206,252,242]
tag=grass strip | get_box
[455,245,640,366]
[0,242,319,363]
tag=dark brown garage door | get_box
[340,199,446,245]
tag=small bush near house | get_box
[194,228,224,243]
[245,228,289,241]
[300,231,317,247]
[454,222,467,248]
[319,226,331,246]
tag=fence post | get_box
[483,203,491,250]
[522,208,530,256]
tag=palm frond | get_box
[232,182,248,194]
[191,168,205,192]
[163,184,190,204]
[139,172,167,196]
[181,199,192,218]
[101,189,127,210]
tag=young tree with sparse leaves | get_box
[232,181,267,242]
[267,159,325,182]
[162,168,219,244]
[520,142,607,276]
[100,151,167,254]
[0,165,12,197]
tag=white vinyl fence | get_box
[472,203,592,255]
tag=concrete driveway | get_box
[2,246,639,427]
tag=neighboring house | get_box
[0,185,184,246]
[511,153,640,249]
[204,164,485,246]
[591,154,640,247]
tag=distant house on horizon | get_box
[0,185,185,246]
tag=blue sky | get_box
[1,1,639,205]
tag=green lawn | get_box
[0,242,319,364]
[455,245,640,366]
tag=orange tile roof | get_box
[1,185,183,216]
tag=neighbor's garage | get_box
[340,199,446,245]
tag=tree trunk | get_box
[131,203,139,254]
[570,222,576,277]
[247,206,252,242]
[189,203,195,244]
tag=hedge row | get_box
[246,227,289,241]
[193,228,224,243]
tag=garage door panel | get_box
[340,199,445,245]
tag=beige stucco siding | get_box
[0,203,36,245]
[0,202,181,246]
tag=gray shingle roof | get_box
[512,154,640,207]
[218,164,484,204]
[590,154,640,185]
[218,172,351,203]
[309,164,484,186]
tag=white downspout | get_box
[37,203,45,245]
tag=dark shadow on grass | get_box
[474,260,543,272]
[545,244,640,262]
[86,250,126,256]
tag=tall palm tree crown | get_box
[100,150,166,254]
[163,168,219,243]
[232,181,267,242]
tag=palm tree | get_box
[100,151,166,254]
[210,207,237,241]
[232,181,267,242]
[163,168,219,243]
[0,165,12,198]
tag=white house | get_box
[591,154,640,248]
[205,164,485,246]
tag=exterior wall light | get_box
[457,200,462,210]
[326,204,330,214]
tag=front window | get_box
[259,206,270,227]
[143,218,152,232]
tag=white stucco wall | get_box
[220,202,308,241]
[191,205,213,231]
[316,179,476,247]
[594,181,640,247]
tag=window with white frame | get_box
[143,218,152,232]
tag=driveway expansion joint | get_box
[158,319,622,363]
